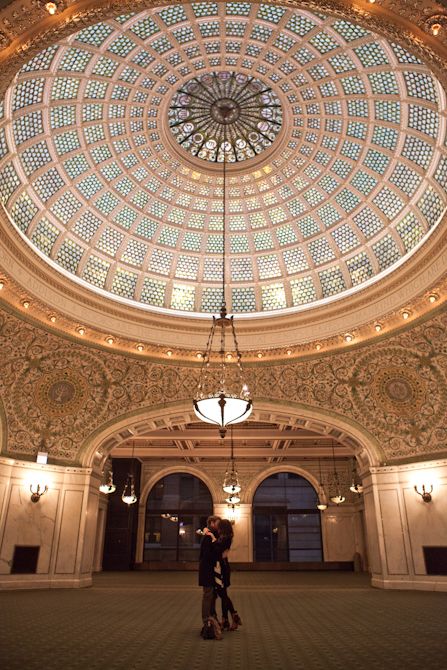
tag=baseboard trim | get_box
[371,576,447,591]
[0,574,92,590]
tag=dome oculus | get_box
[168,71,282,162]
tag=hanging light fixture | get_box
[122,441,138,506]
[316,458,328,511]
[349,459,364,494]
[329,440,346,505]
[99,465,116,495]
[222,427,241,495]
[193,113,252,438]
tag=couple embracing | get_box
[199,515,242,640]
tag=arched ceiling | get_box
[0,2,446,319]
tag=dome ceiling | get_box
[0,2,446,318]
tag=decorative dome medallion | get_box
[0,3,446,318]
[168,71,282,162]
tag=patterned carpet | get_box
[1,572,446,670]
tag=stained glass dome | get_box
[168,71,282,162]
[0,3,446,317]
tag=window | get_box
[253,472,322,562]
[144,473,213,562]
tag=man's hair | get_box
[207,515,221,526]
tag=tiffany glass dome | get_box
[0,2,446,317]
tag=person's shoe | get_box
[230,612,242,630]
[210,617,222,640]
[221,618,230,631]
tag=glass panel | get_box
[253,473,322,562]
[144,474,213,561]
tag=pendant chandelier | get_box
[223,427,241,495]
[329,440,346,505]
[349,459,364,494]
[122,441,138,506]
[99,464,116,495]
[193,114,252,438]
[316,458,328,511]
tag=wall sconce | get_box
[30,483,48,503]
[414,484,433,503]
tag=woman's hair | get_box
[217,518,234,541]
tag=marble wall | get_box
[363,458,447,591]
[0,456,100,589]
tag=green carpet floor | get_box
[1,572,446,670]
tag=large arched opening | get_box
[142,473,213,565]
[252,472,322,564]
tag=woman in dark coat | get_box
[207,518,242,631]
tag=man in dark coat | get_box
[199,515,220,625]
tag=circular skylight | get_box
[168,71,282,162]
[0,3,446,317]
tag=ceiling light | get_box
[344,333,353,343]
[106,336,114,345]
[196,352,203,360]
[193,120,252,437]
[428,293,438,303]
[99,469,116,495]
[0,279,4,290]
[330,494,346,505]
[329,440,345,505]
[350,483,364,494]
[286,349,292,356]
[226,353,233,361]
[401,310,410,320]
[45,2,57,15]
[122,441,138,505]
[257,352,263,359]
[315,343,322,351]
[77,326,85,335]
[166,349,173,357]
[317,502,328,511]
[49,315,57,323]
[22,300,30,309]
[222,428,242,494]
[374,323,382,332]
[136,343,144,352]
[430,22,442,36]
[226,492,241,505]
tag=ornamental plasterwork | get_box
[1,305,447,464]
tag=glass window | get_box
[144,474,213,562]
[253,473,322,562]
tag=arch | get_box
[140,465,220,507]
[79,398,383,471]
[246,465,322,505]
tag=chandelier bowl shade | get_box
[99,482,116,494]
[193,394,252,432]
[122,473,137,506]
